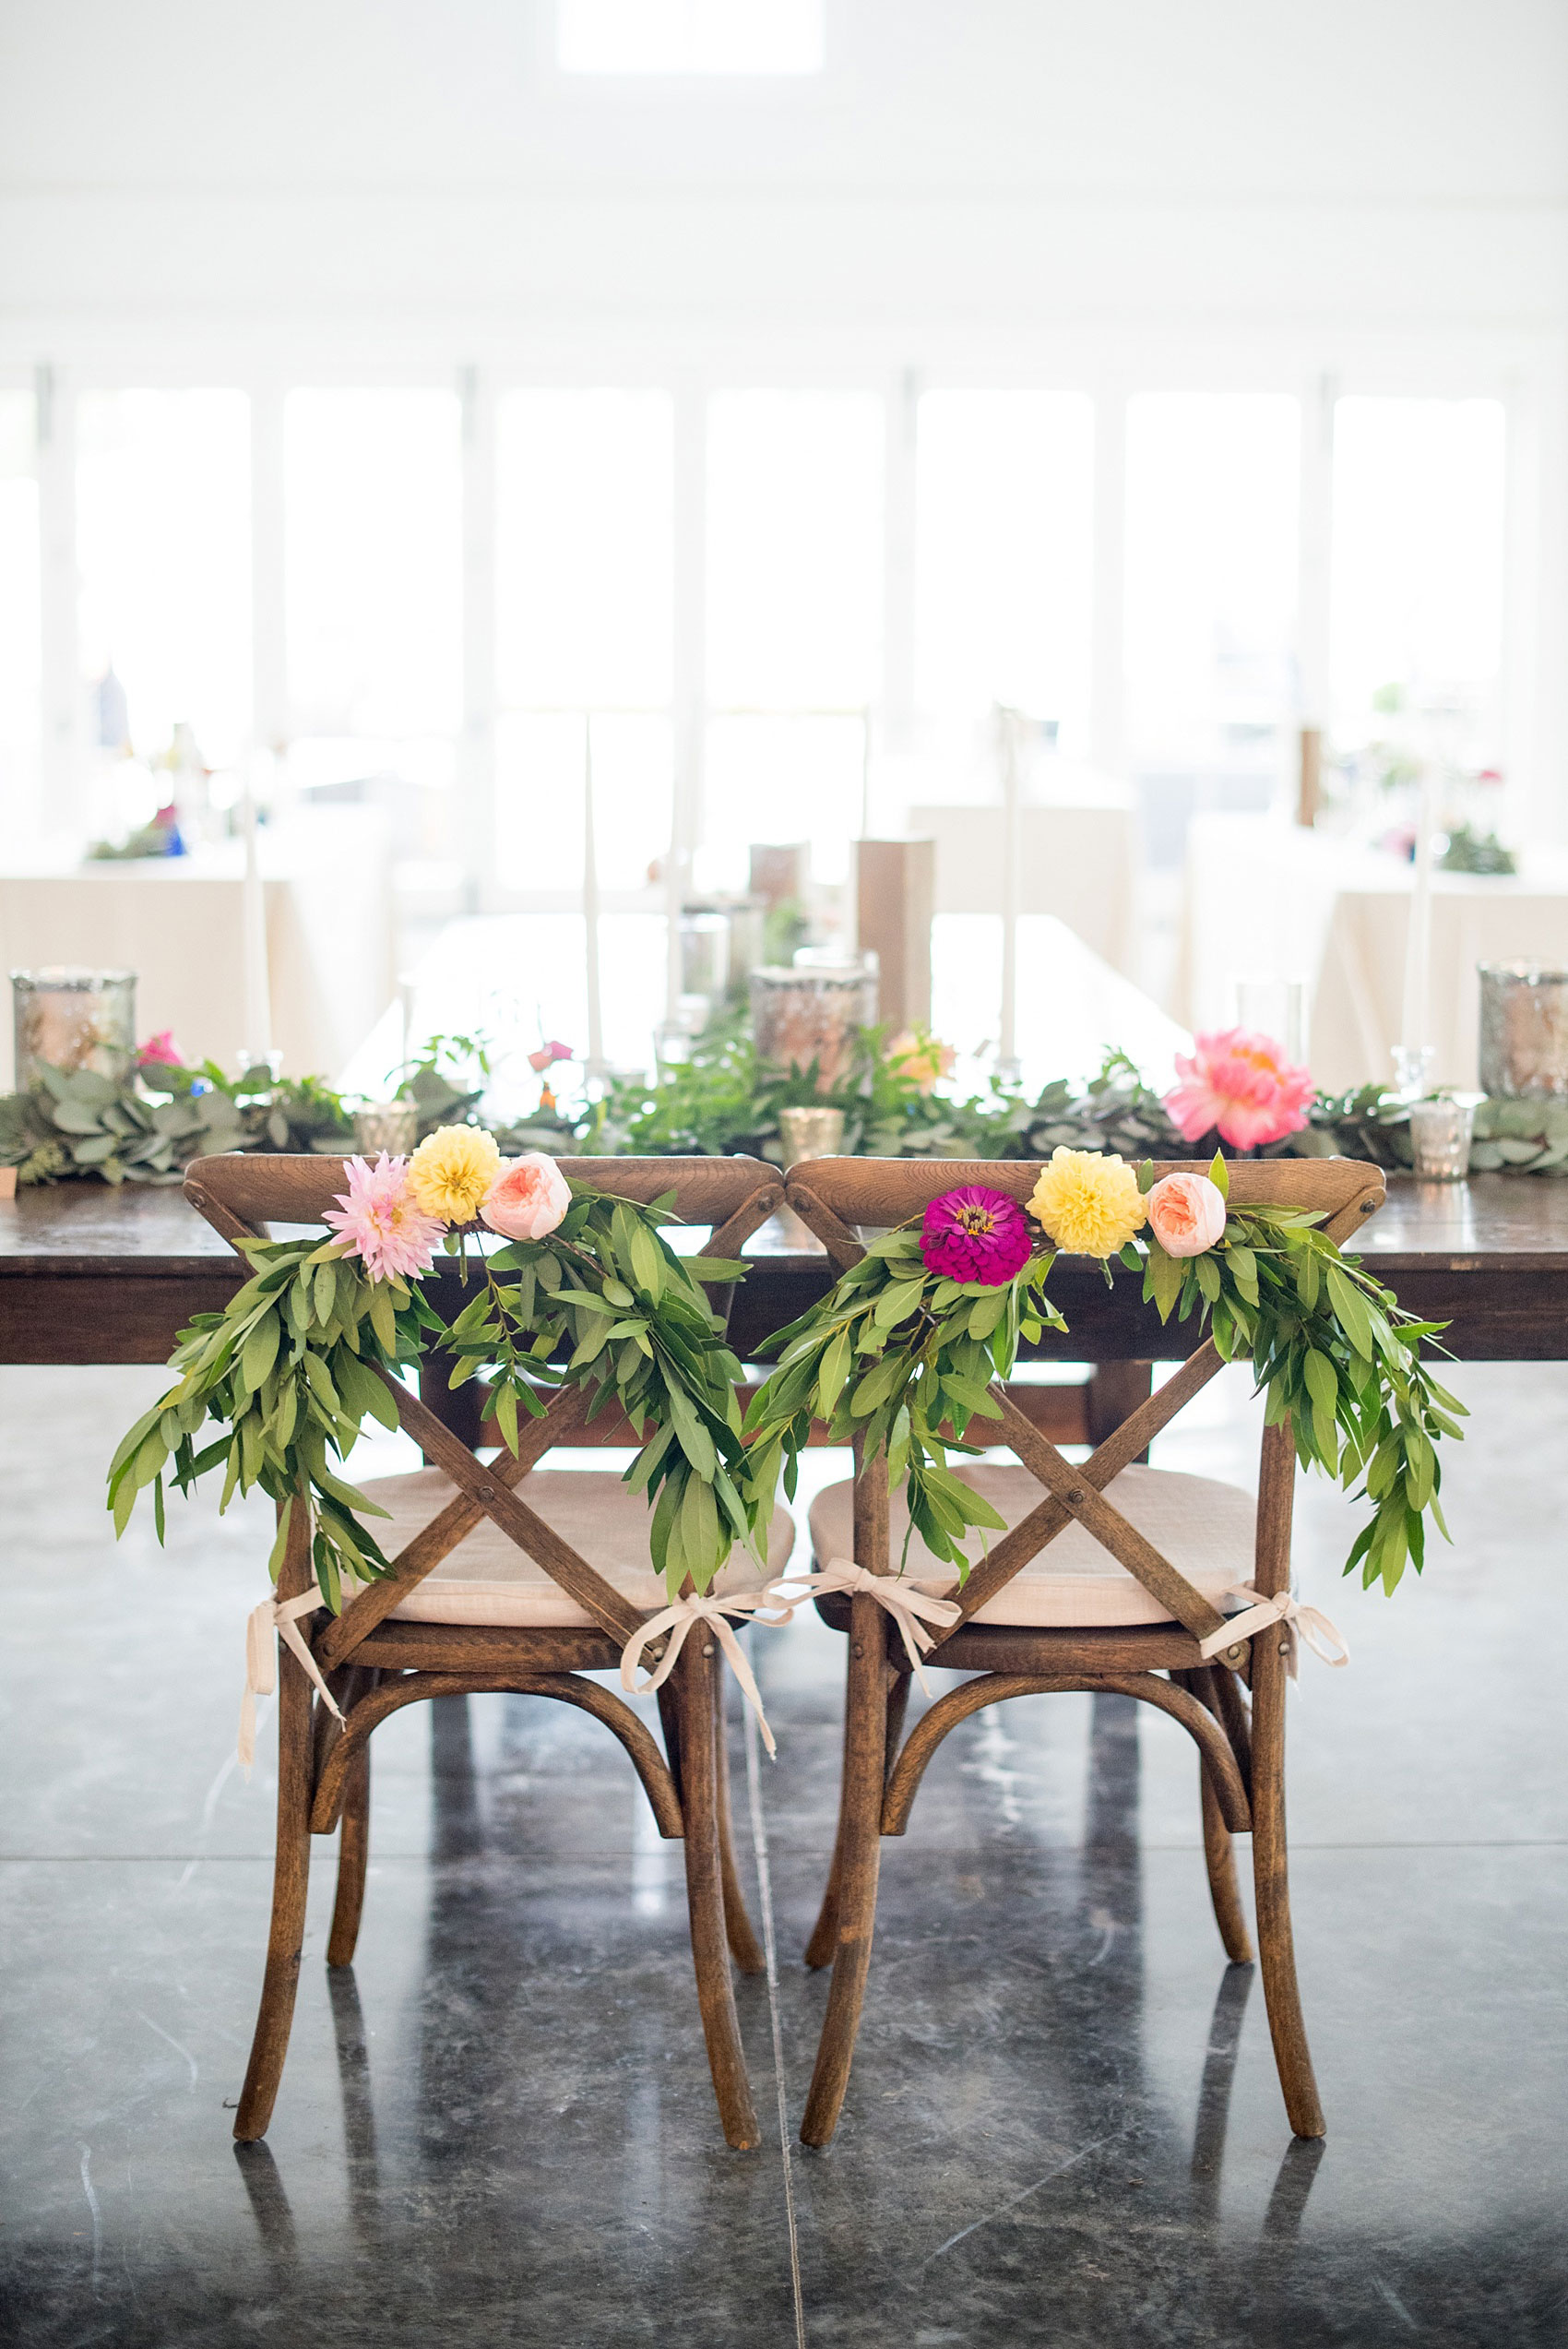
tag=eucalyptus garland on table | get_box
[107,1132,766,1608]
[741,1149,1463,1598]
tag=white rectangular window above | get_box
[558,0,824,75]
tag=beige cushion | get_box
[807,1463,1259,1629]
[356,1466,795,1628]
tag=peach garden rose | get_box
[1145,1170,1228,1258]
[481,1152,571,1243]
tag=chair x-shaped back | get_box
[184,1150,785,2152]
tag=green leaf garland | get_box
[108,1178,766,1608]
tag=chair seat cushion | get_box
[807,1463,1259,1629]
[355,1467,795,1628]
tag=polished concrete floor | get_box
[2,1360,1565,2347]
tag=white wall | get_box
[0,0,1564,332]
[1,0,1564,835]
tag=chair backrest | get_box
[185,1151,781,1255]
[182,1151,784,1663]
[783,1154,1385,1262]
[781,1153,1387,1647]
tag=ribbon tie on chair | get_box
[765,1559,963,1696]
[620,1592,790,1757]
[240,1584,346,1775]
[1199,1583,1349,1681]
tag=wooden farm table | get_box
[0,1174,1564,1371]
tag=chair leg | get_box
[676,1640,762,2150]
[1249,1634,1324,2140]
[713,1663,766,1975]
[327,1742,372,1970]
[801,1597,887,2147]
[1200,1763,1253,1963]
[233,1640,315,2142]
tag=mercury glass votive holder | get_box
[751,963,878,1091]
[778,1104,847,1164]
[1479,962,1568,1098]
[353,1103,420,1155]
[1408,1096,1477,1181]
[11,968,136,1088]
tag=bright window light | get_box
[559,0,824,75]
[1330,397,1506,754]
[497,389,673,712]
[915,390,1096,752]
[495,389,675,892]
[285,388,463,745]
[0,391,41,829]
[77,388,251,767]
[707,389,884,708]
[1124,393,1300,767]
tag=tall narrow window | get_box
[77,388,251,769]
[284,388,462,814]
[495,388,673,895]
[706,389,884,883]
[1330,397,1506,764]
[1124,392,1300,858]
[915,390,1095,757]
[0,390,41,831]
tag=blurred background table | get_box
[0,808,395,1088]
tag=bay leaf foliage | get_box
[741,1227,1068,1575]
[107,1180,762,1608]
[742,1155,1462,1596]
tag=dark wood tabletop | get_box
[0,1172,1564,1365]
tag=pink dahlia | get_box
[1164,1029,1315,1151]
[920,1186,1033,1285]
[324,1153,444,1283]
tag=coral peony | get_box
[324,1153,443,1282]
[1164,1030,1314,1151]
[920,1186,1034,1284]
[137,1030,184,1067]
[481,1152,572,1243]
[528,1039,573,1074]
[1146,1170,1228,1258]
[408,1124,503,1224]
[1028,1148,1147,1258]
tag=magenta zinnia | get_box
[920,1186,1033,1285]
[323,1153,444,1283]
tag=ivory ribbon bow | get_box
[620,1592,790,1757]
[764,1559,963,1696]
[1199,1583,1349,1681]
[239,1584,346,1775]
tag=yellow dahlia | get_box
[407,1124,503,1224]
[1028,1147,1146,1258]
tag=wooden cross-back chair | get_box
[781,1152,1386,2149]
[183,1151,790,2152]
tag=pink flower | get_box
[528,1040,573,1074]
[323,1153,443,1283]
[920,1186,1033,1285]
[481,1153,572,1243]
[1164,1029,1315,1151]
[1146,1171,1228,1258]
[137,1030,184,1067]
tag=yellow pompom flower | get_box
[407,1124,503,1225]
[1028,1147,1147,1258]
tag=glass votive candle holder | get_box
[352,1103,420,1155]
[12,968,137,1088]
[1408,1095,1478,1181]
[778,1104,846,1163]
